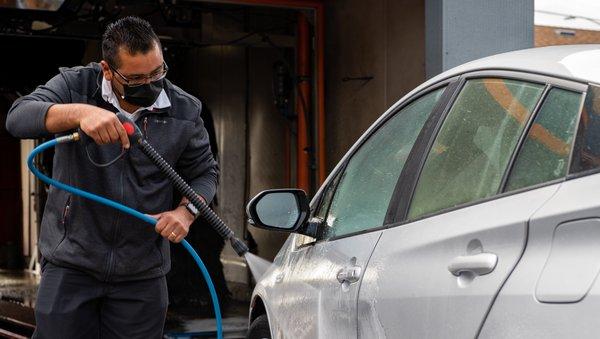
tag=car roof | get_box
[410,44,600,99]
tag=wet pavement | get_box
[0,269,38,337]
[0,269,248,338]
[0,270,39,307]
[165,300,249,338]
[164,316,248,338]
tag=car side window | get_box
[505,88,583,191]
[570,85,600,175]
[318,87,447,239]
[408,78,545,219]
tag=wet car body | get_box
[247,45,600,338]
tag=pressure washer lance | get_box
[117,112,250,257]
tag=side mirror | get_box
[246,189,310,232]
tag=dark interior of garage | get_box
[0,0,324,335]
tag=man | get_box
[6,16,218,338]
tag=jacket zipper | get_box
[62,196,72,224]
[104,159,125,281]
[143,116,149,138]
[104,111,158,280]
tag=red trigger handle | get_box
[116,112,142,140]
[123,122,135,136]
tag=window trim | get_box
[299,78,459,245]
[391,70,587,226]
[385,78,464,223]
[384,178,566,232]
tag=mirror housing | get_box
[246,189,310,232]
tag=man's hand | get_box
[149,206,195,243]
[45,103,130,149]
[78,106,130,148]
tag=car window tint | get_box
[570,85,600,174]
[320,87,446,239]
[408,78,545,219]
[506,88,583,191]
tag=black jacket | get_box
[6,63,219,282]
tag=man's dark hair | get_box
[102,16,161,67]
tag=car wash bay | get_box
[0,1,323,334]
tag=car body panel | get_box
[255,231,382,338]
[356,184,560,338]
[251,230,382,338]
[479,173,600,338]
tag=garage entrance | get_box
[0,0,325,333]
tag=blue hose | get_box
[27,137,223,339]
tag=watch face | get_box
[187,202,199,216]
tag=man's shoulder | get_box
[57,63,102,98]
[58,62,101,80]
[164,80,202,123]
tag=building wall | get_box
[536,25,600,47]
[426,0,533,78]
[324,0,534,171]
[180,46,290,298]
[324,0,426,171]
[247,48,291,262]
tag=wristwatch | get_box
[180,201,200,219]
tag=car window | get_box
[318,87,447,239]
[408,78,545,219]
[506,88,583,191]
[570,85,600,174]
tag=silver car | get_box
[246,44,600,338]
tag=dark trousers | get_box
[33,260,168,339]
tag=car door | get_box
[479,84,598,338]
[267,85,452,338]
[357,73,582,338]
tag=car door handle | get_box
[337,265,362,284]
[448,252,498,276]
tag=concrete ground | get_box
[0,269,249,338]
[164,316,248,338]
[165,299,250,338]
[0,269,38,307]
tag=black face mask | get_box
[115,79,164,108]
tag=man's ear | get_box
[100,60,112,81]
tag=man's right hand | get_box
[45,103,130,149]
[78,106,130,149]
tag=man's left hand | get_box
[149,206,195,243]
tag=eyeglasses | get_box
[108,61,169,87]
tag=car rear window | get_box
[506,88,583,191]
[570,85,600,175]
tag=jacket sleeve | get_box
[6,72,71,139]
[176,102,219,204]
